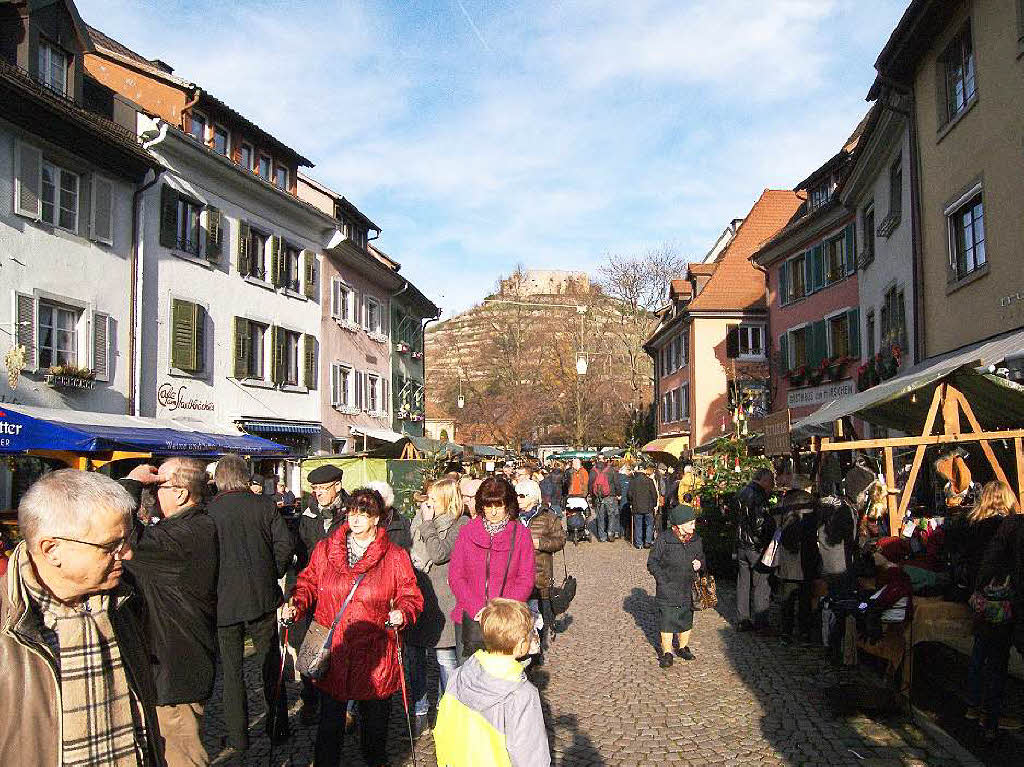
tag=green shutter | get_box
[303,334,317,389]
[170,298,198,371]
[803,255,813,297]
[779,261,789,305]
[779,333,789,373]
[844,224,856,275]
[233,317,250,378]
[810,320,827,366]
[159,184,178,249]
[847,308,861,359]
[237,221,251,275]
[204,206,222,261]
[271,326,284,385]
[303,251,317,298]
[811,245,824,292]
[269,236,282,287]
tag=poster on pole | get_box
[763,409,792,456]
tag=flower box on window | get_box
[336,319,360,333]
[334,404,361,415]
[44,364,96,390]
[786,365,807,387]
[395,342,410,354]
[367,331,388,344]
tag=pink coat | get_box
[448,517,536,623]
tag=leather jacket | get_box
[736,481,775,550]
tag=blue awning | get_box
[0,405,287,456]
[240,420,322,436]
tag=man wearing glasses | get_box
[0,469,164,767]
[122,459,219,767]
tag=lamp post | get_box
[574,306,588,448]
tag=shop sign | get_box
[762,409,791,456]
[786,380,855,409]
[158,383,215,412]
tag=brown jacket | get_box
[524,508,566,597]
[0,544,165,767]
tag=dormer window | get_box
[239,143,254,171]
[212,124,230,156]
[188,111,207,143]
[37,40,69,96]
[273,164,288,191]
[809,181,832,210]
[258,154,271,180]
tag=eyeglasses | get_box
[53,535,130,556]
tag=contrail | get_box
[454,0,491,52]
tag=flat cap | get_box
[308,465,344,485]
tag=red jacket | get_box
[291,523,423,701]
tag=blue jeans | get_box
[407,645,459,716]
[967,626,1013,731]
[632,512,654,547]
[595,496,619,540]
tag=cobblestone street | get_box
[203,539,973,766]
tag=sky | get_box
[78,0,910,318]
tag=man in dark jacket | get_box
[546,463,565,516]
[297,465,347,569]
[628,465,660,549]
[208,454,293,754]
[124,458,218,767]
[735,468,775,633]
[589,457,622,542]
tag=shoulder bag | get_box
[549,548,577,616]
[460,525,517,657]
[692,572,718,611]
[969,576,1015,625]
[296,574,365,680]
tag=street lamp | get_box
[457,378,465,409]
[576,354,588,376]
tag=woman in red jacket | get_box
[283,489,423,767]
[448,476,536,660]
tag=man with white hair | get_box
[366,479,412,551]
[0,469,163,766]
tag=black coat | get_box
[126,506,219,705]
[385,510,413,552]
[297,500,345,569]
[736,481,774,550]
[207,490,293,626]
[647,529,706,607]
[627,473,659,515]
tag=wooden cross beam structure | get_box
[817,384,1024,534]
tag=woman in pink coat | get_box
[448,476,536,660]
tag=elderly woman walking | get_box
[647,504,706,668]
[516,478,566,656]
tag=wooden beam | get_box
[897,385,945,519]
[1015,437,1024,512]
[818,429,1024,452]
[884,447,899,534]
[941,384,962,436]
[948,387,1011,488]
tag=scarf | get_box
[410,511,457,572]
[347,532,373,568]
[483,518,510,537]
[19,549,147,767]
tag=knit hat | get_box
[668,504,698,526]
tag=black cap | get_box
[308,465,344,485]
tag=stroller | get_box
[565,497,592,544]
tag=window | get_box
[188,111,207,143]
[37,40,68,95]
[881,286,907,353]
[41,161,79,231]
[332,363,354,408]
[790,326,808,368]
[347,221,368,250]
[247,321,266,379]
[365,296,382,334]
[866,311,876,358]
[828,313,851,358]
[670,387,680,422]
[248,228,268,280]
[787,253,807,302]
[38,301,79,368]
[283,330,300,386]
[679,383,690,419]
[661,393,670,424]
[809,183,831,210]
[825,234,846,283]
[258,155,271,180]
[861,204,876,266]
[889,156,902,220]
[332,279,354,322]
[948,192,986,281]
[176,197,202,255]
[212,125,229,156]
[367,374,380,413]
[273,165,288,191]
[283,245,301,292]
[940,23,976,123]
[738,325,764,358]
[239,143,254,171]
[170,298,206,374]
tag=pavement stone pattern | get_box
[201,538,970,766]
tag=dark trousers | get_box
[216,610,289,750]
[779,580,812,639]
[315,694,390,767]
[736,547,770,627]
[968,624,1014,732]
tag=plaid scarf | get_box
[19,550,147,767]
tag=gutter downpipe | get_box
[128,122,168,416]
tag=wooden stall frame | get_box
[817,383,1024,532]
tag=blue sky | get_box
[79,0,910,317]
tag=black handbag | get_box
[461,526,517,657]
[549,548,577,615]
[296,574,364,680]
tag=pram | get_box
[565,497,591,544]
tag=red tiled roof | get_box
[669,279,691,298]
[688,262,717,276]
[687,189,804,312]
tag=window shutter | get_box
[725,324,739,358]
[159,183,179,249]
[204,206,222,261]
[779,261,789,305]
[90,310,110,381]
[803,254,813,295]
[237,221,251,275]
[14,141,43,219]
[303,334,317,390]
[382,377,389,415]
[233,317,250,379]
[170,298,201,372]
[811,320,827,365]
[847,308,861,359]
[330,363,340,406]
[270,325,284,385]
[303,251,317,299]
[330,278,340,318]
[269,236,282,287]
[844,224,856,275]
[89,175,114,245]
[355,370,365,410]
[811,245,824,291]
[779,333,789,373]
[15,292,37,371]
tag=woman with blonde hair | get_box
[404,477,471,734]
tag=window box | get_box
[395,342,410,354]
[335,404,361,416]
[44,364,96,390]
[367,331,388,344]
[336,318,360,333]
[410,350,423,360]
[786,365,807,387]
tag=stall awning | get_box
[469,445,506,458]
[793,328,1024,438]
[239,419,322,436]
[350,426,406,443]
[641,436,690,465]
[407,436,464,456]
[0,405,287,456]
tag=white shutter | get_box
[382,377,389,414]
[14,141,43,219]
[355,370,365,411]
[330,363,340,406]
[330,278,340,319]
[91,310,110,381]
[14,291,37,371]
[90,175,114,245]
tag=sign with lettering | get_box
[158,383,215,412]
[762,409,792,456]
[786,380,855,409]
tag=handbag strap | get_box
[561,547,569,580]
[494,524,518,598]
[324,574,365,645]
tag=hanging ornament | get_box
[4,345,26,390]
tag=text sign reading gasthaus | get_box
[786,380,855,409]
